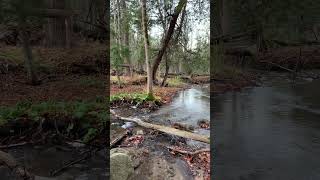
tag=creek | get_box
[213,72,320,180]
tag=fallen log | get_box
[110,110,210,144]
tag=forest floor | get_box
[0,41,107,106]
[0,42,108,179]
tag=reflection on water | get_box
[149,85,210,148]
[151,86,210,127]
[213,76,320,180]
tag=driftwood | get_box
[0,150,34,179]
[110,131,127,148]
[111,110,210,144]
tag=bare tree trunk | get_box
[116,70,122,88]
[151,0,187,83]
[65,16,71,48]
[45,0,67,47]
[161,53,169,86]
[121,0,133,77]
[140,0,153,98]
[19,19,39,85]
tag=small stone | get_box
[34,176,57,180]
[41,147,57,155]
[121,122,135,129]
[67,142,85,148]
[75,174,89,180]
[136,130,144,135]
[72,163,88,170]
[57,173,74,180]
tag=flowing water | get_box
[149,85,210,147]
[0,145,107,179]
[213,73,320,180]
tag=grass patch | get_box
[110,75,124,85]
[110,92,161,104]
[167,77,185,87]
[0,97,109,126]
[0,47,24,64]
[110,75,147,85]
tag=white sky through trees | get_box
[149,0,209,49]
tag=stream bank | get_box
[110,83,210,180]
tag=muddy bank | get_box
[212,70,258,94]
[0,101,107,179]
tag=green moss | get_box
[110,92,160,104]
[167,77,184,87]
[0,49,24,64]
[83,128,99,143]
[0,98,109,126]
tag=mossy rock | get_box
[110,148,134,180]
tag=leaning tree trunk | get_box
[19,19,39,85]
[161,53,169,86]
[140,0,153,98]
[151,0,187,83]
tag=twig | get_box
[50,152,91,176]
[166,146,210,155]
[259,61,295,73]
[0,142,29,149]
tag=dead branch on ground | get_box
[110,110,210,144]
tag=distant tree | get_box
[1,0,45,85]
[140,0,153,99]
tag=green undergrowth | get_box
[110,92,161,104]
[0,97,109,143]
[0,97,109,126]
[167,77,185,87]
